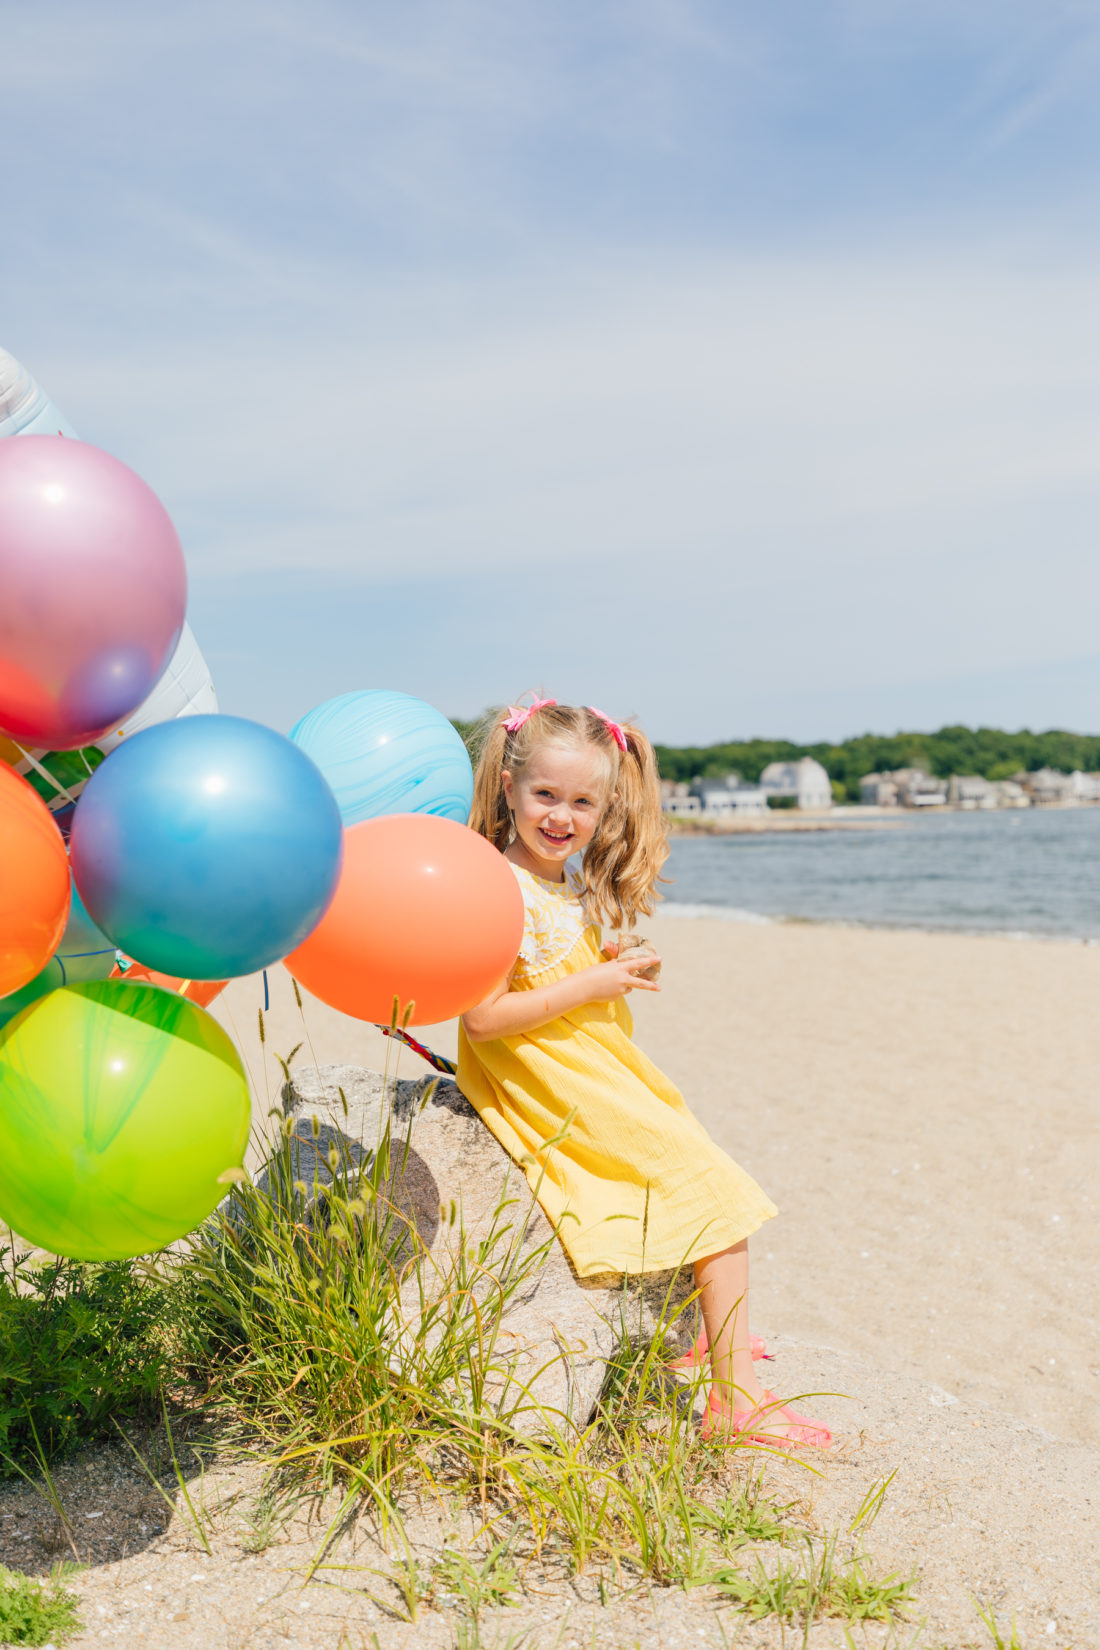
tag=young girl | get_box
[459,697,831,1446]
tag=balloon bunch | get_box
[0,350,524,1263]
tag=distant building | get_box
[759,757,833,810]
[1070,771,1100,803]
[860,773,899,807]
[1026,768,1076,806]
[660,780,702,818]
[993,780,1030,808]
[662,792,702,818]
[947,775,997,810]
[889,768,948,808]
[687,774,769,817]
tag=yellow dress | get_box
[457,862,777,1278]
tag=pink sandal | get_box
[701,1387,832,1449]
[668,1329,769,1372]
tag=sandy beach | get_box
[217,911,1100,1453]
[4,914,1098,1648]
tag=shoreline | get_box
[665,798,1100,835]
[656,901,1100,945]
[665,810,901,835]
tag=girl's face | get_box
[502,741,611,878]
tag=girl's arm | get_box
[462,951,661,1044]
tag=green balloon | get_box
[0,980,250,1260]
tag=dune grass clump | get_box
[0,1244,196,1477]
[0,1562,82,1647]
[182,1084,559,1504]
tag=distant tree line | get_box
[651,726,1100,803]
[451,716,1100,804]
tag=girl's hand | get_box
[584,953,662,1000]
[603,939,620,960]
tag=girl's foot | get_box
[668,1329,768,1372]
[701,1386,832,1449]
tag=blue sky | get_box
[5,0,1100,743]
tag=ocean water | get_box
[662,808,1100,939]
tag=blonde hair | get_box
[467,701,669,931]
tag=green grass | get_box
[0,1563,82,1647]
[974,1599,1069,1650]
[0,1245,199,1477]
[432,1539,521,1616]
[711,1533,914,1624]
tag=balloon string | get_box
[11,741,81,806]
[263,969,270,1012]
[377,1024,457,1077]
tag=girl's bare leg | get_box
[694,1241,830,1443]
[694,1241,767,1408]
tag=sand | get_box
[5,914,1099,1646]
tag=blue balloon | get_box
[69,715,343,980]
[289,690,473,826]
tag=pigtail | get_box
[467,709,514,851]
[584,719,669,931]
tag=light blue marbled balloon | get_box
[289,690,473,826]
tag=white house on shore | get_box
[660,782,702,818]
[860,773,898,807]
[1071,770,1100,802]
[861,767,948,807]
[993,780,1031,808]
[688,774,769,817]
[758,757,833,810]
[947,775,997,809]
[660,774,770,818]
[1026,768,1076,805]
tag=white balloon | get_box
[0,344,79,438]
[0,345,217,816]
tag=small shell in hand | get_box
[617,932,661,982]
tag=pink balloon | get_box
[0,437,187,749]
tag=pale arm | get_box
[461,950,661,1043]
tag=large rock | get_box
[282,1064,698,1435]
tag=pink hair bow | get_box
[501,695,557,734]
[588,706,628,752]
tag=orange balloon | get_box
[0,764,70,996]
[287,814,524,1025]
[109,959,229,1008]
